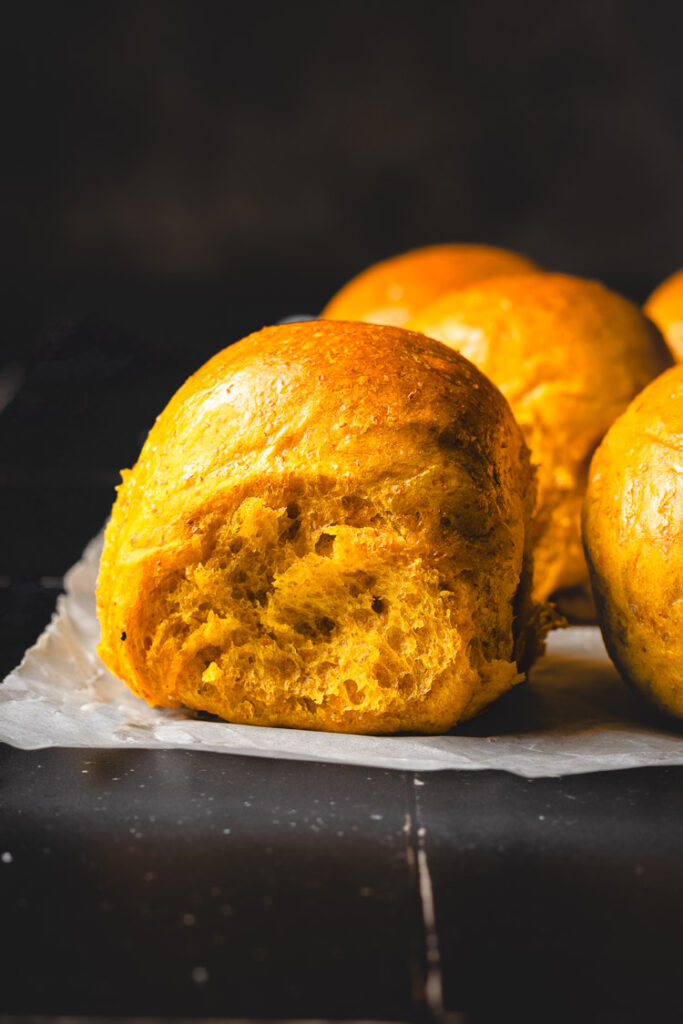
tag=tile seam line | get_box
[412,773,467,1024]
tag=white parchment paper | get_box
[1,532,682,777]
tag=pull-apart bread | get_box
[97,320,545,734]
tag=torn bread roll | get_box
[97,320,546,734]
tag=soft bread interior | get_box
[130,491,523,734]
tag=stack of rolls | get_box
[96,245,683,730]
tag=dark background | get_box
[2,0,683,666]
[4,0,683,337]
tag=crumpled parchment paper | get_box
[1,532,682,777]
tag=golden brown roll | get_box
[322,243,538,327]
[583,366,683,719]
[644,268,683,361]
[407,273,673,602]
[97,320,545,734]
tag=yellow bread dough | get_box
[97,320,546,734]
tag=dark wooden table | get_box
[2,283,682,1023]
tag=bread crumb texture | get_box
[408,273,673,600]
[583,365,683,718]
[97,321,545,734]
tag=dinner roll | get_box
[97,320,545,734]
[407,273,673,602]
[583,367,683,719]
[322,243,538,327]
[645,268,683,361]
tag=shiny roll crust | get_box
[408,273,673,601]
[322,243,538,327]
[97,320,544,734]
[645,268,683,361]
[583,366,683,719]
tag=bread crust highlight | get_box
[645,268,683,361]
[583,365,683,719]
[323,243,538,327]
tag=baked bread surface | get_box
[645,268,683,361]
[322,243,538,327]
[583,366,683,718]
[408,273,673,601]
[97,320,541,734]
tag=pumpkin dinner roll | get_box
[322,243,538,327]
[645,268,683,361]
[583,366,683,719]
[408,273,673,604]
[97,320,545,734]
